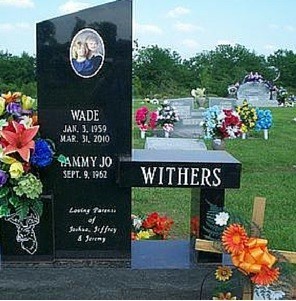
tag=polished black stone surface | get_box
[37,0,132,259]
[119,150,241,188]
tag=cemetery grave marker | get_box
[37,0,132,260]
[169,98,204,138]
[208,97,236,109]
[237,82,278,107]
[0,0,243,270]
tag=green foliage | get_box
[133,45,195,98]
[0,185,43,220]
[268,49,296,94]
[13,174,43,200]
[134,43,296,98]
[0,51,36,96]
[202,200,224,240]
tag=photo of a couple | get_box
[70,28,104,78]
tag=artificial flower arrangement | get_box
[255,109,273,140]
[191,87,206,99]
[131,212,174,240]
[0,91,55,221]
[202,202,293,300]
[135,106,158,138]
[191,87,207,108]
[235,100,257,137]
[201,106,242,140]
[156,100,180,136]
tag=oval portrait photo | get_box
[70,28,104,78]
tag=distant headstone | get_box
[145,137,207,151]
[209,97,236,109]
[237,82,270,102]
[167,98,203,138]
[38,0,132,259]
[237,82,279,107]
[170,98,194,119]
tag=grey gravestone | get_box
[145,137,207,151]
[209,97,236,109]
[168,98,203,138]
[237,82,278,107]
[169,98,194,119]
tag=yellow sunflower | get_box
[215,266,233,281]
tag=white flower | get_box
[214,212,230,226]
[132,217,142,230]
[0,119,8,130]
[19,116,33,128]
[191,89,197,98]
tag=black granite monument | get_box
[37,0,132,259]
[0,0,242,267]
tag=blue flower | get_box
[255,109,273,130]
[0,170,8,187]
[31,139,54,167]
[6,102,22,117]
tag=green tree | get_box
[133,45,193,98]
[268,50,296,93]
[186,44,271,96]
[0,51,36,96]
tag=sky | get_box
[0,0,295,59]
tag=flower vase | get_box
[197,97,206,108]
[263,129,268,140]
[242,133,247,139]
[140,130,146,139]
[212,138,225,150]
[164,130,170,138]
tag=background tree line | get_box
[0,51,36,97]
[133,43,296,99]
[1,44,296,100]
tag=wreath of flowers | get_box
[131,212,174,240]
[0,91,56,220]
[201,106,242,139]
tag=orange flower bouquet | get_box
[203,201,294,300]
[131,212,174,240]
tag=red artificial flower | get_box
[222,224,249,255]
[142,212,160,229]
[250,265,280,286]
[154,216,174,239]
[148,111,158,130]
[0,120,39,162]
[135,106,149,127]
[131,232,137,241]
[142,212,174,239]
[190,216,200,236]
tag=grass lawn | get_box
[132,100,296,252]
